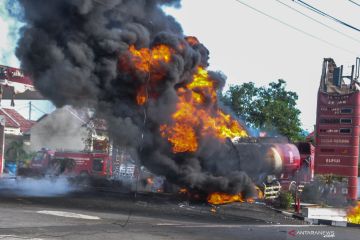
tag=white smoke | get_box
[29,106,90,152]
[0,177,76,197]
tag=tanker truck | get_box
[229,137,315,199]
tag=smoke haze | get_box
[0,177,75,197]
[30,106,90,151]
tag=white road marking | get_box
[156,223,319,228]
[0,235,43,240]
[177,224,314,228]
[37,210,100,220]
[156,223,183,226]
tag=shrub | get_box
[278,191,294,209]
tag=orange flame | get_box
[347,201,360,224]
[126,44,174,105]
[160,67,248,153]
[207,192,246,205]
[185,36,200,46]
[136,86,147,105]
[207,187,263,205]
[179,188,188,194]
[256,186,264,199]
[146,177,154,185]
[128,44,172,73]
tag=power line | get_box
[31,103,48,115]
[348,0,360,7]
[274,0,360,45]
[294,0,360,32]
[233,0,358,56]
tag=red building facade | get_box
[315,58,359,200]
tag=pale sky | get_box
[165,0,360,131]
[1,0,360,128]
[0,0,54,120]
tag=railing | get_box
[263,181,281,199]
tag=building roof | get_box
[0,108,35,133]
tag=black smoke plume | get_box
[16,0,257,196]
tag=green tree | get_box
[5,141,27,163]
[5,140,36,165]
[223,79,304,142]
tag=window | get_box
[341,108,353,114]
[340,118,352,124]
[32,152,46,162]
[320,118,340,124]
[92,158,104,172]
[340,128,351,134]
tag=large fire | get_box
[160,66,248,153]
[347,201,360,224]
[125,41,248,153]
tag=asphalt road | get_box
[0,180,359,240]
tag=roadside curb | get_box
[346,223,360,228]
[306,218,360,228]
[270,207,360,228]
[269,207,304,220]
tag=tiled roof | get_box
[0,108,35,133]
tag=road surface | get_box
[0,181,358,239]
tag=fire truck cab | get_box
[30,149,55,174]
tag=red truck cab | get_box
[29,148,55,174]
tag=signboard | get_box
[0,65,44,100]
[0,115,5,174]
[0,65,35,93]
[315,91,360,200]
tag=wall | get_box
[29,107,88,152]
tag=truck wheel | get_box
[79,171,90,180]
[78,171,90,185]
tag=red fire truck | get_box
[20,148,112,179]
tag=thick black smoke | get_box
[16,0,256,196]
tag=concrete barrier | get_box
[303,207,347,222]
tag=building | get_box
[0,107,35,173]
[0,107,35,150]
[315,58,360,200]
[29,106,108,152]
[0,108,34,136]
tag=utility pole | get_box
[28,101,32,120]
